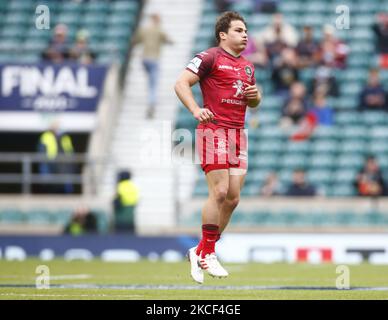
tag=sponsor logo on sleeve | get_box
[187,57,203,73]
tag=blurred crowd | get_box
[242,12,388,140]
[259,156,388,198]
[41,23,96,64]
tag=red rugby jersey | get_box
[186,47,255,129]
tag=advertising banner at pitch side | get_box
[0,63,107,131]
[0,63,107,113]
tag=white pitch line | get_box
[2,284,388,291]
[47,274,92,281]
[0,293,143,298]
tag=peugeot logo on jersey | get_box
[232,80,244,98]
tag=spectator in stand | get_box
[214,0,234,13]
[358,68,387,111]
[285,169,316,196]
[309,65,339,97]
[133,14,174,119]
[252,0,278,14]
[296,25,320,68]
[307,92,334,126]
[317,24,349,69]
[113,170,140,233]
[258,13,299,48]
[280,82,307,131]
[260,172,283,196]
[271,48,299,96]
[63,206,98,235]
[355,156,388,197]
[265,26,288,65]
[69,29,96,64]
[42,24,70,63]
[242,36,268,68]
[372,13,388,68]
[37,122,75,194]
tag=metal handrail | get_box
[0,152,107,194]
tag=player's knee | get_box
[213,186,228,203]
[227,196,240,209]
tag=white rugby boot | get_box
[187,247,204,284]
[198,253,229,278]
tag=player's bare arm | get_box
[244,84,261,108]
[174,70,215,124]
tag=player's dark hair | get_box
[215,11,247,44]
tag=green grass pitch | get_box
[0,259,387,300]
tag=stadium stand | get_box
[0,0,142,233]
[0,0,140,64]
[0,0,387,234]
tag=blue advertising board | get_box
[0,235,199,260]
[0,63,108,113]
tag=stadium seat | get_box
[340,82,363,96]
[251,154,280,170]
[231,0,254,14]
[7,0,34,11]
[333,169,358,184]
[376,154,388,170]
[301,14,328,27]
[279,1,301,14]
[260,95,283,110]
[257,139,284,153]
[1,26,26,40]
[0,209,25,224]
[281,154,307,169]
[370,127,388,139]
[354,2,379,13]
[240,184,260,197]
[259,111,281,125]
[309,154,336,169]
[85,1,110,13]
[368,140,388,155]
[303,1,328,13]
[334,96,358,110]
[278,169,294,185]
[339,139,367,154]
[330,184,357,197]
[25,209,54,225]
[111,1,140,13]
[335,112,361,126]
[307,169,333,185]
[341,126,368,139]
[59,1,83,13]
[337,153,364,169]
[350,28,374,41]
[311,139,339,154]
[193,183,208,197]
[286,141,311,154]
[312,126,339,139]
[353,14,376,27]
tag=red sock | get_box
[196,231,221,256]
[198,224,219,258]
